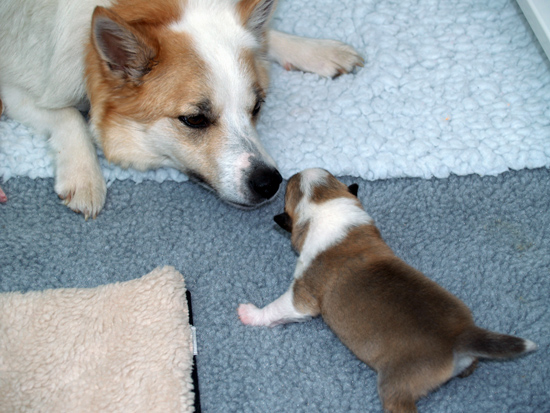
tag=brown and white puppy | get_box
[238,168,537,413]
[0,0,363,218]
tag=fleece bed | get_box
[1,0,549,184]
[0,267,195,413]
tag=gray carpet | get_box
[1,169,548,412]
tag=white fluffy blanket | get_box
[0,267,195,413]
[1,0,549,183]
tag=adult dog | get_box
[0,0,362,218]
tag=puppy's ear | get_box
[237,0,278,38]
[274,212,293,233]
[92,7,157,81]
[348,183,359,197]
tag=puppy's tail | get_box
[457,326,537,359]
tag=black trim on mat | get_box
[186,290,201,413]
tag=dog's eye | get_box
[252,100,263,117]
[179,114,209,129]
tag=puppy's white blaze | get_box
[294,197,373,279]
[299,168,330,197]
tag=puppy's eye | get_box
[179,114,209,129]
[252,99,263,117]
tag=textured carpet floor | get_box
[1,169,548,412]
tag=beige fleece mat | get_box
[0,266,195,413]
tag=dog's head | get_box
[274,168,360,250]
[86,0,281,208]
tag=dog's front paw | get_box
[238,303,267,326]
[55,163,106,220]
[287,39,364,78]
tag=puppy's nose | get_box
[249,166,282,200]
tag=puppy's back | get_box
[301,224,535,375]
[315,230,474,369]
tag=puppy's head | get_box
[274,168,360,249]
[86,0,281,208]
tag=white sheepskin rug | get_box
[1,0,549,184]
[0,267,195,413]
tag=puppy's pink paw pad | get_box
[238,303,262,326]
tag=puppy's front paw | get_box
[55,162,106,220]
[238,303,266,326]
[288,39,364,78]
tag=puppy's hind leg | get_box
[267,30,364,78]
[377,372,418,413]
[2,86,106,219]
[238,282,314,327]
[377,354,455,413]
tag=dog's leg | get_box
[2,86,106,219]
[267,30,364,78]
[49,111,107,219]
[238,286,311,327]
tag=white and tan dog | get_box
[0,0,362,218]
[238,168,537,413]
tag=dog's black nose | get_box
[249,167,282,200]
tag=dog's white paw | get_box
[238,303,267,326]
[55,162,106,220]
[285,39,364,78]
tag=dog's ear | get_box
[91,7,157,81]
[237,0,278,38]
[274,212,293,233]
[348,183,359,197]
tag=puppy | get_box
[0,0,363,219]
[238,168,537,413]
